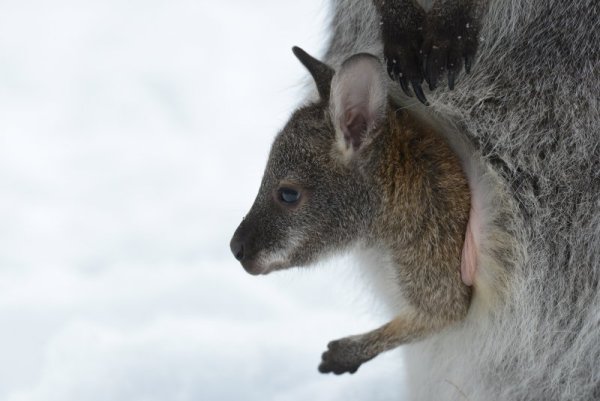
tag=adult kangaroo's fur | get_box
[320,0,600,399]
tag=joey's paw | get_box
[318,337,366,375]
[422,14,479,91]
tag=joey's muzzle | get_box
[230,225,265,275]
[230,236,244,262]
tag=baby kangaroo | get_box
[230,47,472,374]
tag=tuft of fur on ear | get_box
[330,54,388,162]
[292,46,335,101]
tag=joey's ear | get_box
[330,54,387,159]
[292,46,335,101]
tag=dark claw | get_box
[448,69,456,90]
[411,81,429,106]
[399,77,412,97]
[421,58,430,88]
[387,60,395,80]
[391,60,413,97]
[392,60,401,80]
[428,74,437,91]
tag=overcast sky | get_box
[0,1,406,400]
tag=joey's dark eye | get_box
[278,187,301,204]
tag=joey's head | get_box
[230,47,390,275]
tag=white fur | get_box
[351,243,415,315]
[258,230,306,273]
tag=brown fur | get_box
[319,108,472,374]
[373,108,471,322]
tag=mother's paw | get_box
[384,39,428,105]
[422,12,480,91]
[379,2,429,105]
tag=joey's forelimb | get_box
[319,314,434,374]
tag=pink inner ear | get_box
[461,208,478,286]
[342,109,367,150]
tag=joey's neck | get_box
[366,107,466,245]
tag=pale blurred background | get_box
[0,1,406,399]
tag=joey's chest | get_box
[351,245,413,315]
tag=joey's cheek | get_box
[270,230,310,266]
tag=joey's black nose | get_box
[230,238,245,261]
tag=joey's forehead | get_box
[264,138,327,183]
[264,104,332,182]
[268,150,319,178]
[272,137,317,161]
[278,104,331,145]
[271,120,329,155]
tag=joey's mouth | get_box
[241,257,291,276]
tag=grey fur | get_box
[232,0,599,399]
[320,0,600,400]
